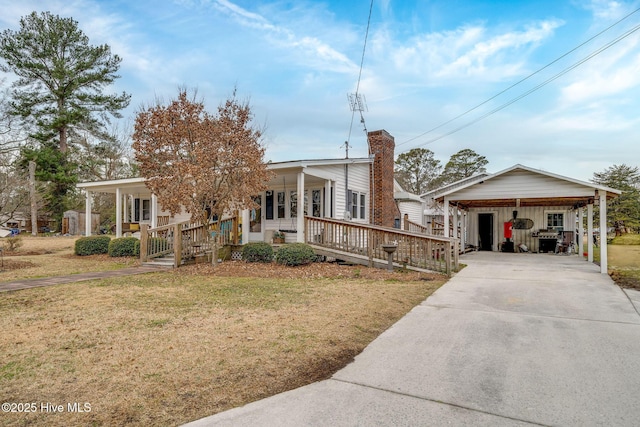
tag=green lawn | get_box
[593,234,640,290]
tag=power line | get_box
[402,20,640,151]
[398,6,640,149]
[345,0,374,151]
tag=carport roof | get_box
[434,164,621,209]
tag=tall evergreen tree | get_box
[0,11,130,227]
[592,164,640,231]
[440,149,488,185]
[394,148,442,194]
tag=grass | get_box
[0,235,138,282]
[608,237,640,290]
[0,236,445,426]
[591,234,640,290]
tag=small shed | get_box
[63,210,100,235]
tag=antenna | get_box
[340,140,352,159]
[348,93,368,115]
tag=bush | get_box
[108,237,140,257]
[242,242,274,263]
[275,243,316,266]
[3,236,23,252]
[75,235,111,256]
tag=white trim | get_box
[435,164,621,199]
[599,191,608,274]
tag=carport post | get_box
[599,191,607,274]
[587,204,594,263]
[443,198,450,238]
[578,207,584,258]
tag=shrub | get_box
[74,235,111,256]
[108,237,140,257]
[275,243,316,266]
[3,236,23,252]
[242,242,274,263]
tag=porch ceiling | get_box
[451,196,594,210]
[267,171,327,188]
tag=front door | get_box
[249,195,264,242]
[478,213,494,251]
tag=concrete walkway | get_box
[184,252,640,427]
[0,265,165,292]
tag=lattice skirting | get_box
[231,250,243,260]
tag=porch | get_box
[139,216,459,275]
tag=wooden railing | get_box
[432,219,461,239]
[403,214,430,234]
[305,217,459,275]
[140,216,238,267]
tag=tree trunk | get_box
[59,126,68,153]
[29,161,38,236]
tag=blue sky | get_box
[1,0,639,182]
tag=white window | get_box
[134,198,151,222]
[348,190,366,220]
[277,192,285,219]
[312,190,321,217]
[546,212,564,231]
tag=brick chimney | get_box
[368,129,399,227]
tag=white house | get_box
[77,129,410,243]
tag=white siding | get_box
[398,200,424,224]
[451,169,595,201]
[309,163,370,223]
[467,206,574,252]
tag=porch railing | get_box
[403,214,430,234]
[305,217,459,275]
[140,216,237,267]
[432,219,461,240]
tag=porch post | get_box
[578,207,584,258]
[151,194,158,229]
[123,194,128,222]
[599,191,608,274]
[453,205,459,240]
[84,190,92,236]
[461,210,467,252]
[587,203,594,263]
[297,171,305,242]
[443,198,450,238]
[241,209,250,244]
[324,180,332,218]
[115,187,123,238]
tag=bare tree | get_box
[133,89,273,255]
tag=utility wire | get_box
[402,21,640,150]
[345,0,374,148]
[398,6,640,148]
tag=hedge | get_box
[242,242,274,263]
[75,236,111,256]
[108,237,140,257]
[275,243,316,266]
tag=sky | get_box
[1,0,639,182]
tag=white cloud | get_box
[382,19,563,82]
[210,0,357,74]
[558,33,640,106]
[580,0,628,20]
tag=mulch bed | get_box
[0,259,36,271]
[181,260,443,282]
[610,270,640,291]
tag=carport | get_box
[435,164,621,274]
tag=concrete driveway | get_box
[184,252,640,427]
